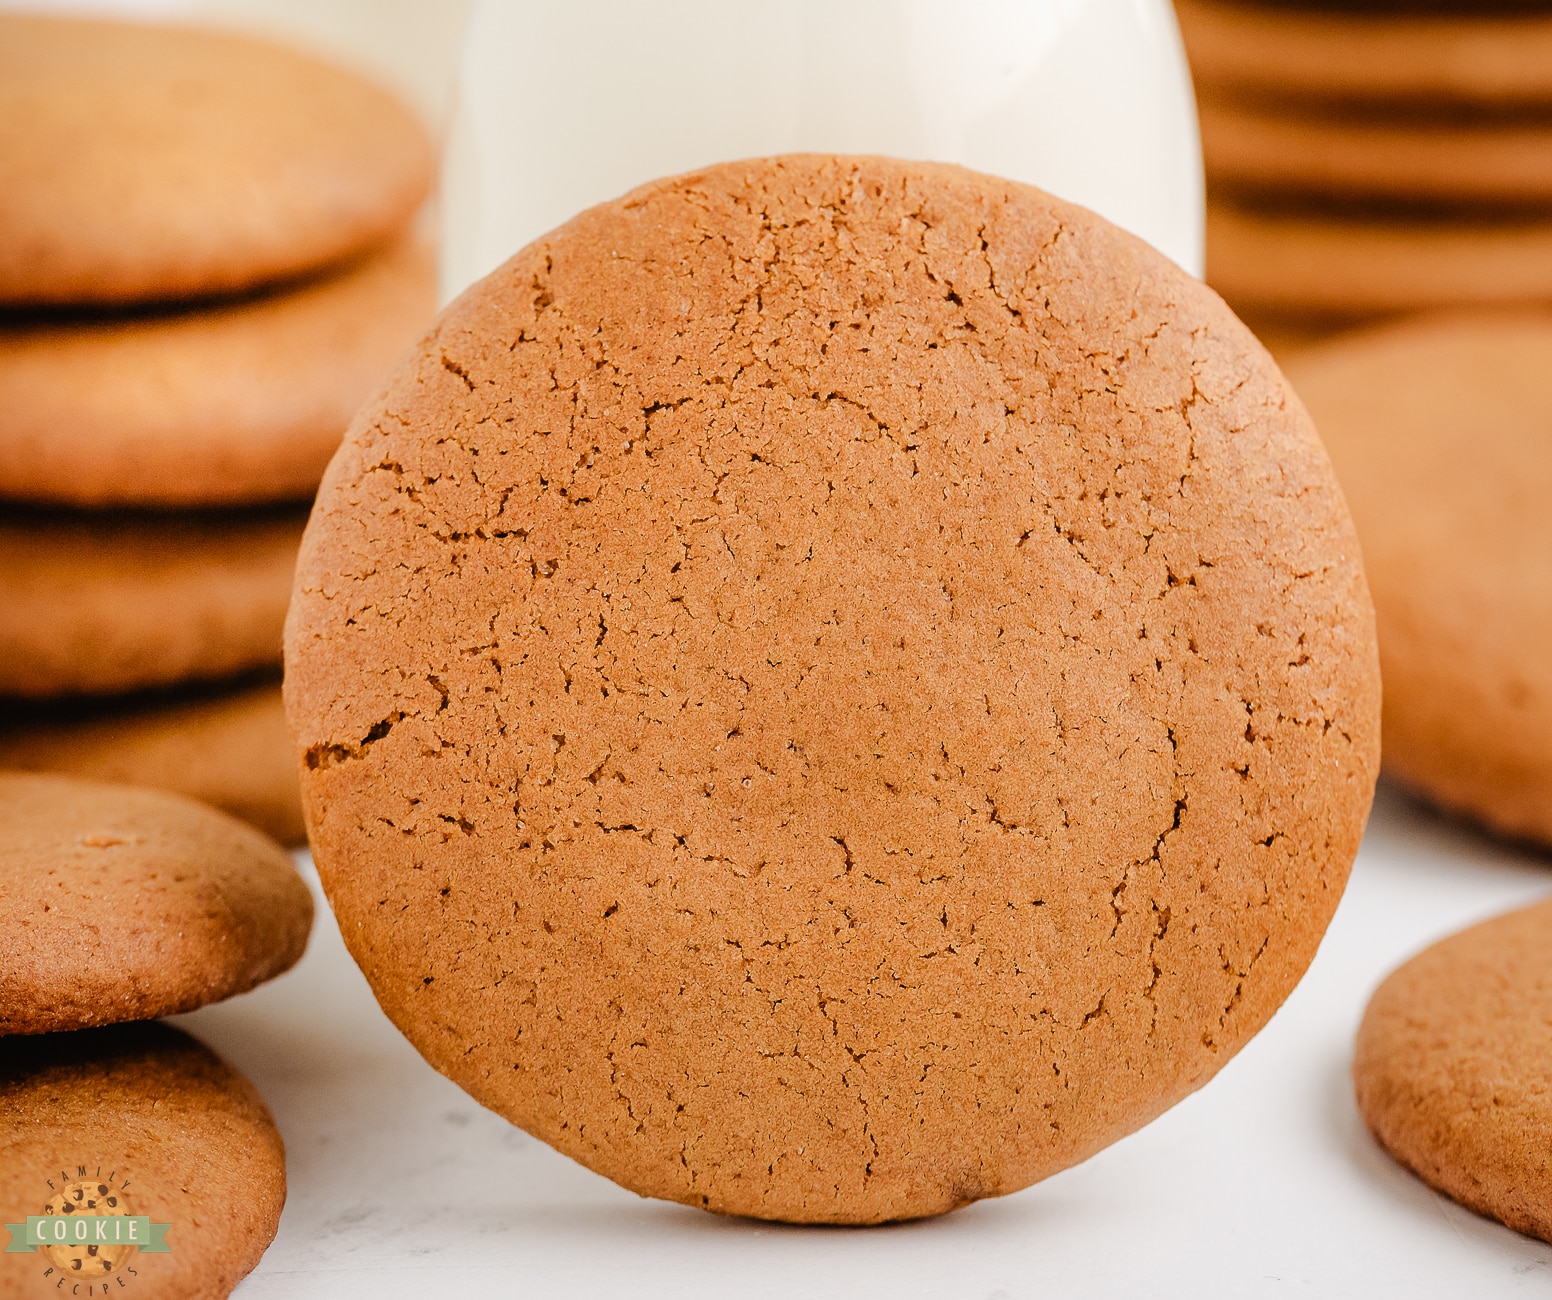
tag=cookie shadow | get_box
[1323,1051,1552,1272]
[505,1175,1055,1244]
[1372,779,1552,872]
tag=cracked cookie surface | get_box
[286,155,1380,1223]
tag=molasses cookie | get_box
[1177,0,1552,110]
[1355,897,1552,1244]
[1284,311,1552,845]
[0,238,435,507]
[0,679,304,844]
[1200,96,1552,208]
[0,505,304,699]
[0,13,433,307]
[1207,199,1552,319]
[0,1022,286,1297]
[286,155,1380,1223]
[0,772,312,1035]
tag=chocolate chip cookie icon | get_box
[41,1180,134,1276]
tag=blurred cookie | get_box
[1233,313,1336,366]
[1200,96,1552,207]
[0,505,304,699]
[0,679,304,844]
[1285,311,1552,845]
[1207,199,1552,319]
[0,772,312,1035]
[0,238,435,507]
[288,155,1380,1223]
[1355,897,1552,1243]
[0,14,434,307]
[0,1022,285,1296]
[1177,0,1552,110]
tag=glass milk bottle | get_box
[441,0,1202,301]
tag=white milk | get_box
[441,0,1203,302]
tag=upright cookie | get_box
[1207,199,1552,319]
[0,772,312,1035]
[1355,898,1552,1244]
[287,155,1380,1222]
[0,238,435,507]
[0,14,434,307]
[1177,0,1552,110]
[0,505,304,699]
[0,679,304,844]
[0,1022,286,1297]
[1285,312,1552,845]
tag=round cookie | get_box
[1176,0,1552,110]
[0,237,435,507]
[1354,897,1552,1243]
[0,679,305,845]
[1200,95,1552,207]
[0,772,312,1035]
[0,14,434,308]
[0,505,305,699]
[286,155,1381,1223]
[1284,311,1552,845]
[0,1022,286,1296]
[1206,199,1552,319]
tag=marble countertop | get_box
[175,785,1552,1298]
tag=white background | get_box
[174,786,1552,1298]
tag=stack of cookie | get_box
[0,14,438,843]
[1,771,314,1295]
[1177,0,1552,340]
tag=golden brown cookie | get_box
[1200,94,1552,207]
[1284,311,1552,845]
[0,14,434,308]
[1355,897,1552,1244]
[0,505,304,699]
[287,155,1381,1223]
[0,238,435,507]
[1177,0,1552,110]
[0,679,305,845]
[1207,198,1552,319]
[0,1022,286,1297]
[0,772,312,1035]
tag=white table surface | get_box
[174,784,1552,1298]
